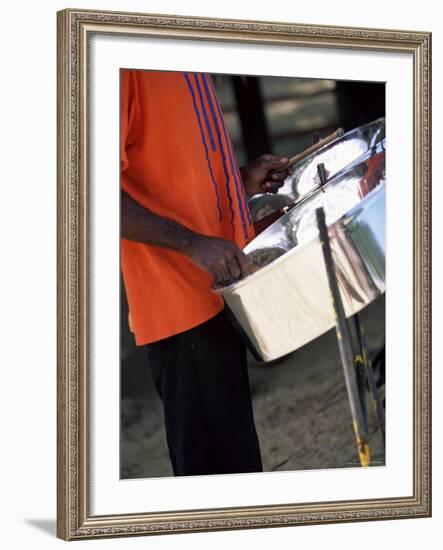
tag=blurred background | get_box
[120,74,385,478]
[212,75,384,165]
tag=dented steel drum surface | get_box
[220,137,386,362]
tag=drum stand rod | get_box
[351,315,386,452]
[316,207,371,467]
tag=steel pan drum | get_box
[219,139,385,362]
[278,117,385,201]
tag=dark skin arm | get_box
[121,154,290,285]
[121,191,252,285]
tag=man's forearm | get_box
[121,191,198,254]
[121,190,253,284]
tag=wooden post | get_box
[232,76,271,162]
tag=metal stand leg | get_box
[353,315,386,452]
[316,207,371,467]
[348,317,369,438]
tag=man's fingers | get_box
[262,154,288,166]
[265,157,289,181]
[235,250,253,279]
[195,237,256,286]
[271,171,287,182]
[226,255,241,281]
[214,259,230,284]
[263,180,285,193]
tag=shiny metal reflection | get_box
[278,117,385,200]
[219,146,386,362]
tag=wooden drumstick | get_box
[282,127,344,171]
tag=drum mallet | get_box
[281,128,344,171]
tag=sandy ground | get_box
[120,295,385,478]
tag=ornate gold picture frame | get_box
[57,8,431,540]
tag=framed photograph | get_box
[57,8,431,540]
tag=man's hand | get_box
[121,190,256,287]
[240,154,293,198]
[186,234,254,287]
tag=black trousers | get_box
[144,310,263,476]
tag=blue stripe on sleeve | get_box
[192,74,217,152]
[183,73,222,222]
[199,74,236,238]
[206,75,252,231]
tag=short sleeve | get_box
[120,70,134,175]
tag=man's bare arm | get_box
[121,191,252,285]
[121,190,197,253]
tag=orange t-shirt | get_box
[120,69,254,345]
